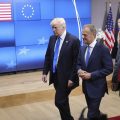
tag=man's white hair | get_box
[50,18,66,28]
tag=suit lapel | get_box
[58,33,70,61]
[87,42,98,66]
[83,45,87,66]
[51,36,57,58]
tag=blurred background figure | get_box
[96,28,105,44]
[112,18,120,95]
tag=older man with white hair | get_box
[42,18,80,120]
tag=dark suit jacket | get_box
[43,32,80,89]
[77,41,113,98]
[112,45,120,85]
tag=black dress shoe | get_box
[89,114,107,120]
[88,115,107,120]
[79,118,88,120]
[70,116,74,120]
[99,113,108,120]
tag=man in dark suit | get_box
[112,43,120,93]
[112,18,120,93]
[77,24,113,120]
[42,18,80,120]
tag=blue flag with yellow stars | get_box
[14,2,41,20]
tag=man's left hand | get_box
[81,72,91,80]
[68,80,74,88]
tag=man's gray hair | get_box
[50,18,66,28]
[84,24,97,36]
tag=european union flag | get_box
[14,2,41,20]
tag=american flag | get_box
[0,3,12,21]
[104,3,115,52]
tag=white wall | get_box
[92,0,119,29]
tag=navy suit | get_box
[77,41,113,119]
[43,32,80,120]
[112,45,120,92]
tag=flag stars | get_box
[6,60,16,69]
[18,47,30,56]
[38,37,48,45]
[21,4,35,19]
[24,5,26,7]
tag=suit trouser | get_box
[53,73,73,120]
[85,94,102,119]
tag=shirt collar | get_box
[60,30,66,40]
[89,38,97,48]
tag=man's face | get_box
[52,23,64,36]
[82,27,94,45]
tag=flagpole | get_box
[108,0,111,3]
[102,1,107,31]
[118,2,120,13]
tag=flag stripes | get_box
[104,3,115,52]
[0,3,12,21]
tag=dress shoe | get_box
[88,114,108,120]
[79,118,88,120]
[70,116,74,120]
[99,113,108,120]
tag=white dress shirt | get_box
[85,39,97,61]
[55,30,66,63]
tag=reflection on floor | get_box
[0,71,119,120]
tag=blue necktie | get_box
[53,37,60,73]
[86,46,90,66]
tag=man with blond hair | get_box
[42,18,80,120]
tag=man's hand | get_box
[68,80,74,88]
[81,72,91,80]
[77,69,86,77]
[77,69,91,80]
[42,74,47,83]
